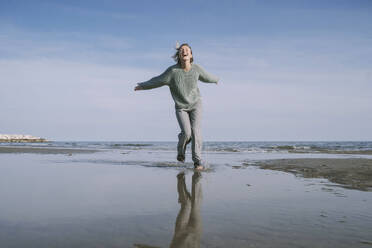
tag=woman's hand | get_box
[134,85,143,91]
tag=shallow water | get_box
[0,148,372,247]
[2,141,372,155]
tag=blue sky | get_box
[1,0,372,141]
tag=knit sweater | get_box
[138,63,219,109]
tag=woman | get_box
[134,43,219,170]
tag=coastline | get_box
[247,158,372,191]
[2,142,371,191]
[0,146,98,154]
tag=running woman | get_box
[134,43,219,170]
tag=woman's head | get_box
[173,43,193,65]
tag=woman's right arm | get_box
[134,67,172,91]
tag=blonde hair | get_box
[172,43,193,65]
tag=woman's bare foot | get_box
[194,162,204,171]
[177,154,185,162]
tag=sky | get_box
[1,0,372,141]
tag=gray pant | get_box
[176,100,202,164]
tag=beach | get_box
[0,141,372,247]
[249,158,372,191]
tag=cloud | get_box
[0,25,168,68]
[1,26,372,140]
[0,57,178,140]
[45,2,138,20]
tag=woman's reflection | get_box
[133,172,203,248]
[170,171,203,248]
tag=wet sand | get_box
[0,146,98,154]
[247,158,372,191]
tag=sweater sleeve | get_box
[137,67,172,90]
[196,64,219,84]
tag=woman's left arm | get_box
[196,64,219,84]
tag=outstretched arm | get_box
[196,64,219,84]
[134,67,172,91]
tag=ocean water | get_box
[0,141,372,247]
[2,141,372,167]
[2,140,372,151]
[2,140,372,156]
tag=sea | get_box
[2,140,372,166]
[3,140,372,154]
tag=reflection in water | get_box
[134,172,203,248]
[134,244,161,248]
[170,172,203,248]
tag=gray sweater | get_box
[138,63,219,109]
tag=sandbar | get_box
[246,158,372,191]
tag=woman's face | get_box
[179,45,193,62]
